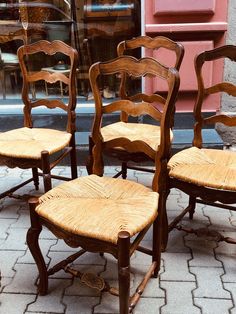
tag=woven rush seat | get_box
[101,121,173,152]
[36,174,159,244]
[168,147,236,191]
[0,127,71,159]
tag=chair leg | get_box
[189,196,196,219]
[0,69,6,100]
[121,162,127,179]
[118,231,130,314]
[32,167,39,190]
[69,135,78,179]
[92,143,104,176]
[86,135,94,175]
[152,214,161,278]
[159,191,169,252]
[41,151,52,192]
[27,198,48,295]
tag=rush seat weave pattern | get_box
[168,147,236,191]
[0,127,71,159]
[101,122,173,154]
[36,175,159,244]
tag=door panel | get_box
[145,0,228,112]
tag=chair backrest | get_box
[17,40,78,134]
[89,55,180,191]
[117,35,184,71]
[116,35,184,122]
[193,45,236,148]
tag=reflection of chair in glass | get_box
[166,45,236,248]
[0,28,45,99]
[0,40,78,199]
[0,29,28,99]
[87,35,184,176]
[76,38,93,98]
[26,55,180,313]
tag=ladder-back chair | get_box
[87,35,184,177]
[166,45,236,248]
[26,55,180,313]
[0,40,78,199]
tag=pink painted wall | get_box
[144,0,228,112]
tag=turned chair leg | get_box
[32,167,39,190]
[92,143,104,177]
[121,162,127,179]
[27,198,48,295]
[69,136,78,179]
[86,135,94,175]
[152,214,161,278]
[41,151,52,192]
[157,191,169,252]
[118,231,130,314]
[189,196,196,219]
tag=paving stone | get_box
[0,179,23,198]
[166,194,183,211]
[10,209,30,228]
[39,226,58,240]
[0,249,25,277]
[194,297,233,314]
[94,292,119,313]
[224,283,236,313]
[72,251,105,266]
[217,252,236,283]
[3,263,38,294]
[64,296,100,314]
[0,277,12,292]
[0,202,20,219]
[204,207,236,231]
[0,293,36,314]
[131,250,153,266]
[17,238,57,265]
[177,191,192,204]
[49,238,78,253]
[161,252,195,281]
[27,278,71,313]
[136,172,153,187]
[166,228,190,253]
[160,281,200,314]
[215,235,236,255]
[100,256,118,281]
[0,218,17,239]
[191,266,230,299]
[134,297,165,314]
[187,239,221,267]
[132,270,164,298]
[0,227,28,250]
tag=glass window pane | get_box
[0,0,141,106]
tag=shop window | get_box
[0,0,141,106]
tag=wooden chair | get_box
[0,40,78,200]
[165,45,236,248]
[26,56,180,313]
[87,35,184,177]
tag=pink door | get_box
[144,0,228,112]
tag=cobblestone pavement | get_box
[0,166,236,314]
